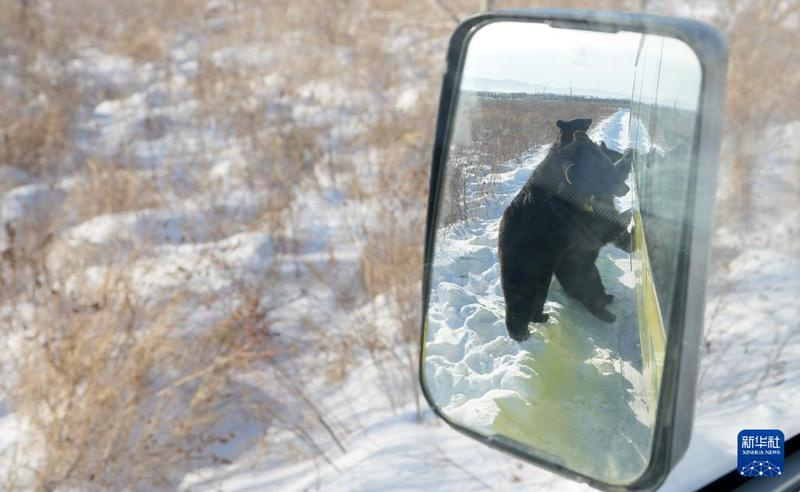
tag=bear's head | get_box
[555,118,592,147]
[600,142,634,194]
[559,132,629,199]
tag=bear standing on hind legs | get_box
[553,138,637,322]
[543,118,636,322]
[498,131,630,342]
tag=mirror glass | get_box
[422,21,702,485]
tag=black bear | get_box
[498,131,631,342]
[550,121,635,319]
[540,118,636,323]
[596,141,634,254]
[552,165,634,321]
[552,140,635,322]
[553,118,592,148]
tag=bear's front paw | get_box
[531,312,550,323]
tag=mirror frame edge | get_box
[661,12,728,485]
[417,9,729,491]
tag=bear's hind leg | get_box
[527,268,553,324]
[555,250,611,306]
[555,251,617,322]
[504,289,535,342]
[574,255,617,322]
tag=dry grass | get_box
[711,0,800,229]
[451,95,623,168]
[0,0,440,488]
[66,157,164,220]
[6,266,280,490]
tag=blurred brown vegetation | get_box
[717,1,800,227]
[1,0,798,489]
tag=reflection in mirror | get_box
[423,21,701,485]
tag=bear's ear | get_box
[563,161,576,185]
[583,118,592,128]
[556,120,565,129]
[601,141,608,150]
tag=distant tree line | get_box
[464,90,629,106]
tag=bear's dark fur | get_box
[498,131,631,342]
[596,141,634,253]
[553,138,635,323]
[541,118,635,323]
[554,118,592,148]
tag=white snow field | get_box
[423,110,659,482]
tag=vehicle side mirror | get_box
[419,9,727,490]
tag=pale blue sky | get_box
[462,21,701,109]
